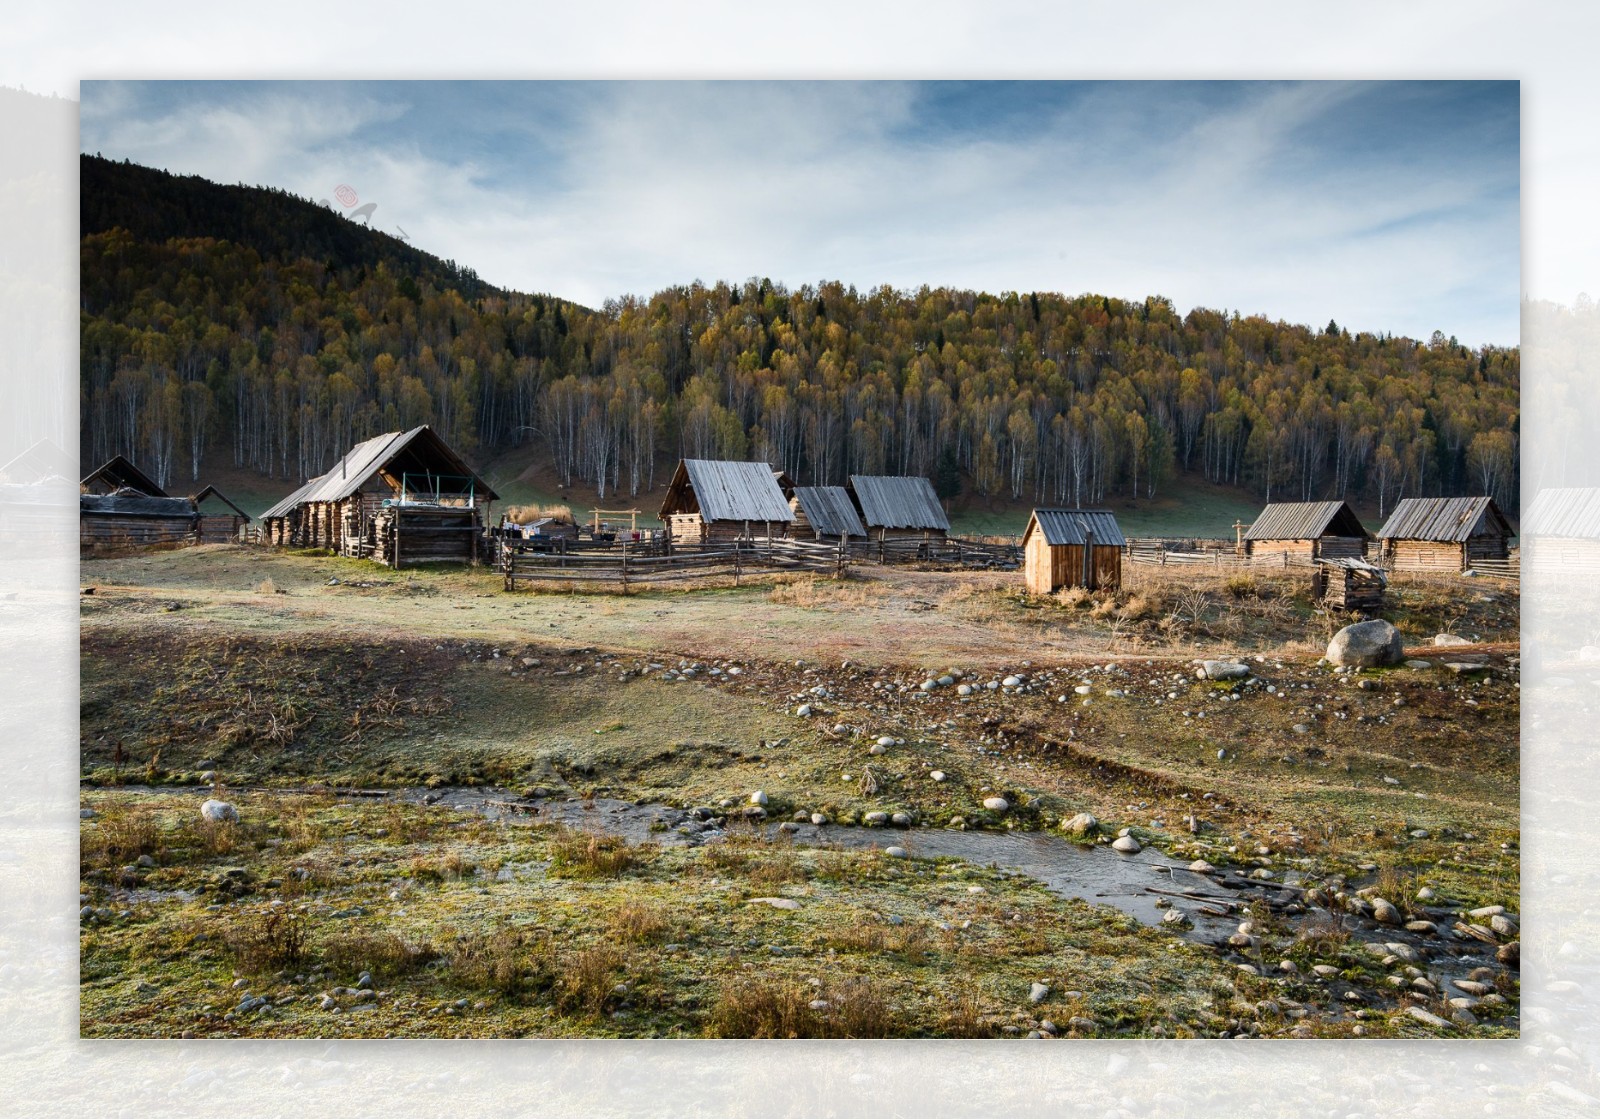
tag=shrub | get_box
[556,945,623,1015]
[547,827,637,878]
[609,902,672,944]
[321,930,438,982]
[707,975,894,1038]
[446,924,545,996]
[228,906,310,973]
[86,805,160,868]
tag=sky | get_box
[80,80,1520,346]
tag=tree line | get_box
[80,227,1520,514]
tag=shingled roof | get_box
[1375,496,1509,542]
[1243,500,1366,541]
[792,485,867,538]
[659,460,795,523]
[1523,487,1600,539]
[80,492,196,519]
[297,426,498,504]
[1023,508,1126,548]
[260,476,321,521]
[848,475,950,532]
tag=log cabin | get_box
[1522,487,1600,576]
[1241,500,1368,564]
[1374,496,1512,572]
[80,491,197,552]
[658,459,795,543]
[259,426,498,566]
[1022,508,1125,593]
[846,475,950,541]
[81,455,165,497]
[790,485,867,541]
[190,485,252,543]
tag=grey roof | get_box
[792,486,867,538]
[80,492,196,519]
[668,460,795,523]
[81,455,166,497]
[264,426,498,514]
[848,475,950,532]
[190,485,252,521]
[260,476,322,520]
[1243,500,1366,541]
[1025,508,1126,547]
[1523,487,1600,539]
[1375,497,1508,542]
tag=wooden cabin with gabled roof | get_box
[259,426,498,566]
[1241,500,1368,564]
[1374,496,1512,572]
[81,455,166,497]
[80,491,197,552]
[790,485,867,542]
[1522,487,1600,576]
[191,485,252,543]
[658,459,795,543]
[846,474,950,541]
[1022,508,1125,593]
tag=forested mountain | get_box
[80,155,1520,513]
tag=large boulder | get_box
[1326,619,1404,668]
[200,799,239,824]
[1199,660,1251,680]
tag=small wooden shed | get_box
[790,485,867,541]
[1022,508,1125,593]
[1312,557,1387,612]
[80,491,197,552]
[847,475,950,541]
[1242,500,1367,563]
[81,455,165,497]
[191,485,252,543]
[658,459,795,543]
[1374,496,1512,572]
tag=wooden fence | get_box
[503,536,848,590]
[847,536,1021,569]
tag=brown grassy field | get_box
[78,544,1520,1039]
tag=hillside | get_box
[80,156,1520,523]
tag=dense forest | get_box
[80,155,1521,513]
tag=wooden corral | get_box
[847,474,950,541]
[1522,487,1600,576]
[1375,496,1511,572]
[658,459,795,543]
[258,426,497,567]
[790,485,867,541]
[1312,557,1387,612]
[1242,500,1368,563]
[191,485,251,543]
[1022,508,1125,593]
[80,491,197,552]
[81,455,165,497]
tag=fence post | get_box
[621,540,630,593]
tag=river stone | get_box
[1003,676,1023,688]
[1162,909,1190,927]
[1111,835,1141,854]
[749,790,768,806]
[890,812,913,827]
[796,704,813,717]
[929,771,946,782]
[884,846,907,858]
[982,797,1010,813]
[1432,633,1473,647]
[201,799,239,824]
[1490,914,1518,937]
[1405,1006,1451,1030]
[1073,685,1092,695]
[920,680,938,692]
[1326,620,1405,668]
[1200,660,1250,680]
[810,813,829,827]
[1496,941,1519,966]
[1188,860,1216,874]
[1061,812,1098,836]
[748,897,800,910]
[1029,982,1049,1003]
[1405,660,1434,670]
[1371,898,1402,925]
[876,736,896,748]
[863,811,889,827]
[957,684,974,696]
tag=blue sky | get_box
[81,80,1520,346]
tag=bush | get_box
[547,827,637,878]
[85,805,160,868]
[228,906,310,973]
[609,902,671,945]
[321,930,437,982]
[556,945,623,1015]
[446,924,545,996]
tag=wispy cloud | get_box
[79,80,1519,345]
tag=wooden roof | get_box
[792,485,867,538]
[0,438,74,483]
[1023,508,1126,548]
[298,426,498,504]
[1522,487,1600,539]
[81,492,196,519]
[190,485,252,522]
[81,455,166,497]
[1375,496,1509,542]
[659,460,795,523]
[260,476,321,520]
[1243,500,1366,541]
[847,475,950,532]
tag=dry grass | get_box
[84,805,161,868]
[556,944,623,1015]
[447,924,543,996]
[227,906,310,973]
[707,975,893,1038]
[506,503,575,524]
[321,930,439,981]
[766,575,871,609]
[253,577,277,594]
[547,826,639,879]
[940,986,997,1037]
[609,902,672,944]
